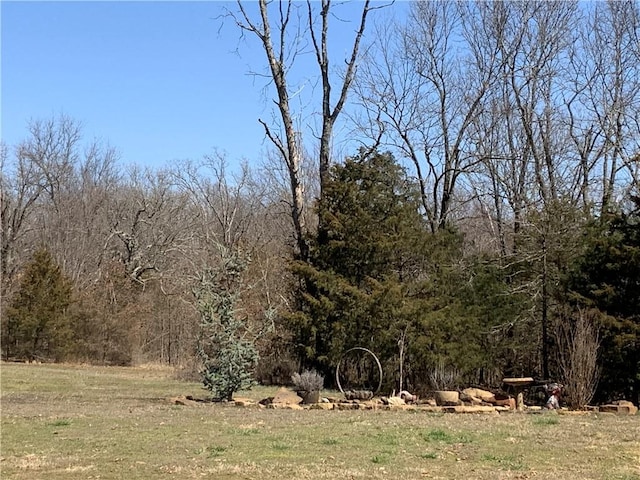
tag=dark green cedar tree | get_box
[3,248,73,361]
[290,149,484,390]
[567,197,640,404]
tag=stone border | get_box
[166,392,638,415]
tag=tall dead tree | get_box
[231,0,381,260]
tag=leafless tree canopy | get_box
[1,116,292,366]
[354,0,639,236]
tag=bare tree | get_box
[1,142,45,295]
[109,166,190,284]
[500,2,577,205]
[1,116,97,295]
[2,116,291,366]
[0,116,128,294]
[354,1,504,233]
[42,141,121,289]
[229,0,384,259]
[20,116,80,210]
[171,153,262,253]
[469,1,640,248]
[171,152,287,298]
[406,2,593,380]
[564,0,640,211]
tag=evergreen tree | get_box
[454,256,531,383]
[290,149,480,390]
[567,198,640,404]
[3,248,73,361]
[290,151,424,371]
[194,248,260,401]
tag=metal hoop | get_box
[335,347,383,396]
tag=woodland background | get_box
[1,1,638,406]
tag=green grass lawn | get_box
[1,362,639,479]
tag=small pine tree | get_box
[3,248,73,361]
[194,249,259,401]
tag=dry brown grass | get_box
[1,362,639,480]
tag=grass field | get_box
[1,363,639,480]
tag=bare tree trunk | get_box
[233,0,378,259]
[556,1,640,214]
[234,0,308,260]
[310,0,373,199]
[541,236,549,380]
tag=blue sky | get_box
[2,1,272,168]
[2,1,397,170]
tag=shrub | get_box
[554,308,601,409]
[291,369,324,392]
[428,358,461,391]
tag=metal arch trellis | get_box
[335,347,383,396]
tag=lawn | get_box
[1,362,638,479]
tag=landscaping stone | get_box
[310,402,334,410]
[271,387,302,405]
[493,406,512,413]
[494,397,516,410]
[443,405,499,414]
[599,402,638,415]
[462,388,496,403]
[228,398,526,414]
[267,402,303,410]
[557,409,591,415]
[459,391,483,405]
[201,389,637,417]
[418,406,445,413]
[344,390,374,400]
[298,390,321,404]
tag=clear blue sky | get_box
[2,1,399,170]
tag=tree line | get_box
[1,0,638,405]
